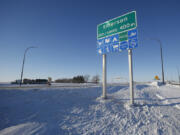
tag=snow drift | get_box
[0,83,180,135]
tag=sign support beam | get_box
[102,54,107,99]
[128,49,134,105]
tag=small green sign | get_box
[119,31,128,42]
[97,11,137,39]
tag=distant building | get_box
[11,79,48,84]
[11,79,21,84]
[35,79,48,84]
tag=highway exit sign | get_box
[97,11,137,39]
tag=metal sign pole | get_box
[102,54,107,99]
[128,49,134,105]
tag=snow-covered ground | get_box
[0,83,99,88]
[0,83,180,135]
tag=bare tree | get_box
[92,75,100,84]
[48,77,52,83]
[84,75,90,83]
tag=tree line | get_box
[11,75,100,84]
[55,75,100,83]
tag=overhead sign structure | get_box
[97,11,137,105]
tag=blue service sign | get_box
[120,41,128,51]
[111,34,119,44]
[128,29,138,49]
[104,34,119,45]
[97,38,104,47]
[129,38,138,49]
[97,28,138,54]
[128,29,137,40]
[111,43,119,52]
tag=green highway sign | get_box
[97,11,137,39]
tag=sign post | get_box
[97,11,137,104]
[102,54,107,99]
[128,49,134,105]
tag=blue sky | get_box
[0,0,180,82]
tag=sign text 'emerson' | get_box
[97,11,137,39]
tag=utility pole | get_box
[149,38,165,84]
[159,41,165,84]
[177,67,180,86]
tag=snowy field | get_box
[0,82,180,135]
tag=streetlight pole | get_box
[177,67,180,86]
[149,38,165,84]
[20,46,37,86]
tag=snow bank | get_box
[0,84,180,135]
[149,81,163,87]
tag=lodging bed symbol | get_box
[97,28,138,54]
